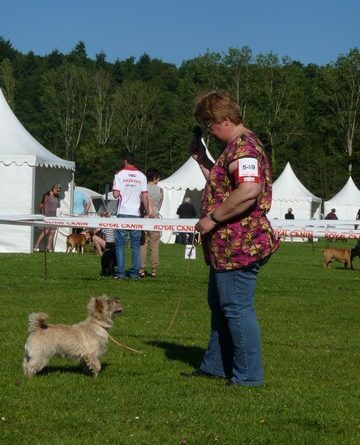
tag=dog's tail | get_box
[28,312,49,332]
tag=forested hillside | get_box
[1,37,359,199]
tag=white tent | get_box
[0,89,75,253]
[103,193,118,215]
[158,150,214,243]
[268,162,322,220]
[324,177,360,220]
[75,186,106,214]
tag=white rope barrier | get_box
[0,214,360,240]
[270,219,360,240]
[0,214,198,233]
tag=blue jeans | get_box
[200,263,264,386]
[115,215,141,278]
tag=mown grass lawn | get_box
[0,241,359,444]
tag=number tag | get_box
[236,158,260,183]
[185,244,196,259]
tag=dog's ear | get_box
[87,297,97,313]
[87,297,105,314]
[94,298,104,313]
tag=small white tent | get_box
[159,158,205,214]
[0,89,75,252]
[158,151,214,243]
[75,186,106,214]
[268,162,322,220]
[324,177,360,220]
[102,193,118,215]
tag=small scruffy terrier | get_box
[23,295,122,377]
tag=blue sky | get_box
[0,0,358,66]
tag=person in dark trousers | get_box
[355,208,360,230]
[176,197,197,244]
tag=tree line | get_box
[0,37,359,200]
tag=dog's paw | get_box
[82,356,101,377]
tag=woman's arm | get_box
[159,188,164,210]
[189,134,214,179]
[195,158,215,180]
[195,182,261,235]
[195,158,262,235]
[141,192,150,216]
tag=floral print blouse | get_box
[200,132,280,270]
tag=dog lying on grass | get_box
[66,231,90,254]
[323,247,358,269]
[23,295,122,377]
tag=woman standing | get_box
[33,184,62,252]
[183,90,279,386]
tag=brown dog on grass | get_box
[323,247,357,269]
[23,295,122,377]
[66,231,90,253]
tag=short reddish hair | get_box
[194,90,243,126]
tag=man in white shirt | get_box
[112,153,149,279]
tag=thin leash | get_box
[108,333,143,354]
[165,227,198,334]
[110,228,198,353]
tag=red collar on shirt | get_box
[122,165,138,171]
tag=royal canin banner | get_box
[0,214,360,240]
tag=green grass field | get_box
[1,241,359,444]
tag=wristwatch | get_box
[209,212,220,224]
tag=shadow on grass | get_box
[35,363,109,376]
[147,341,205,368]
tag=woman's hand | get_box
[195,215,217,235]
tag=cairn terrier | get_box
[23,295,122,377]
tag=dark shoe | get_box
[150,271,157,278]
[226,380,236,386]
[139,269,146,278]
[180,369,224,379]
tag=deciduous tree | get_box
[91,68,116,146]
[42,63,90,159]
[0,58,15,109]
[112,80,161,164]
[223,46,253,119]
[316,48,360,175]
[251,53,305,173]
